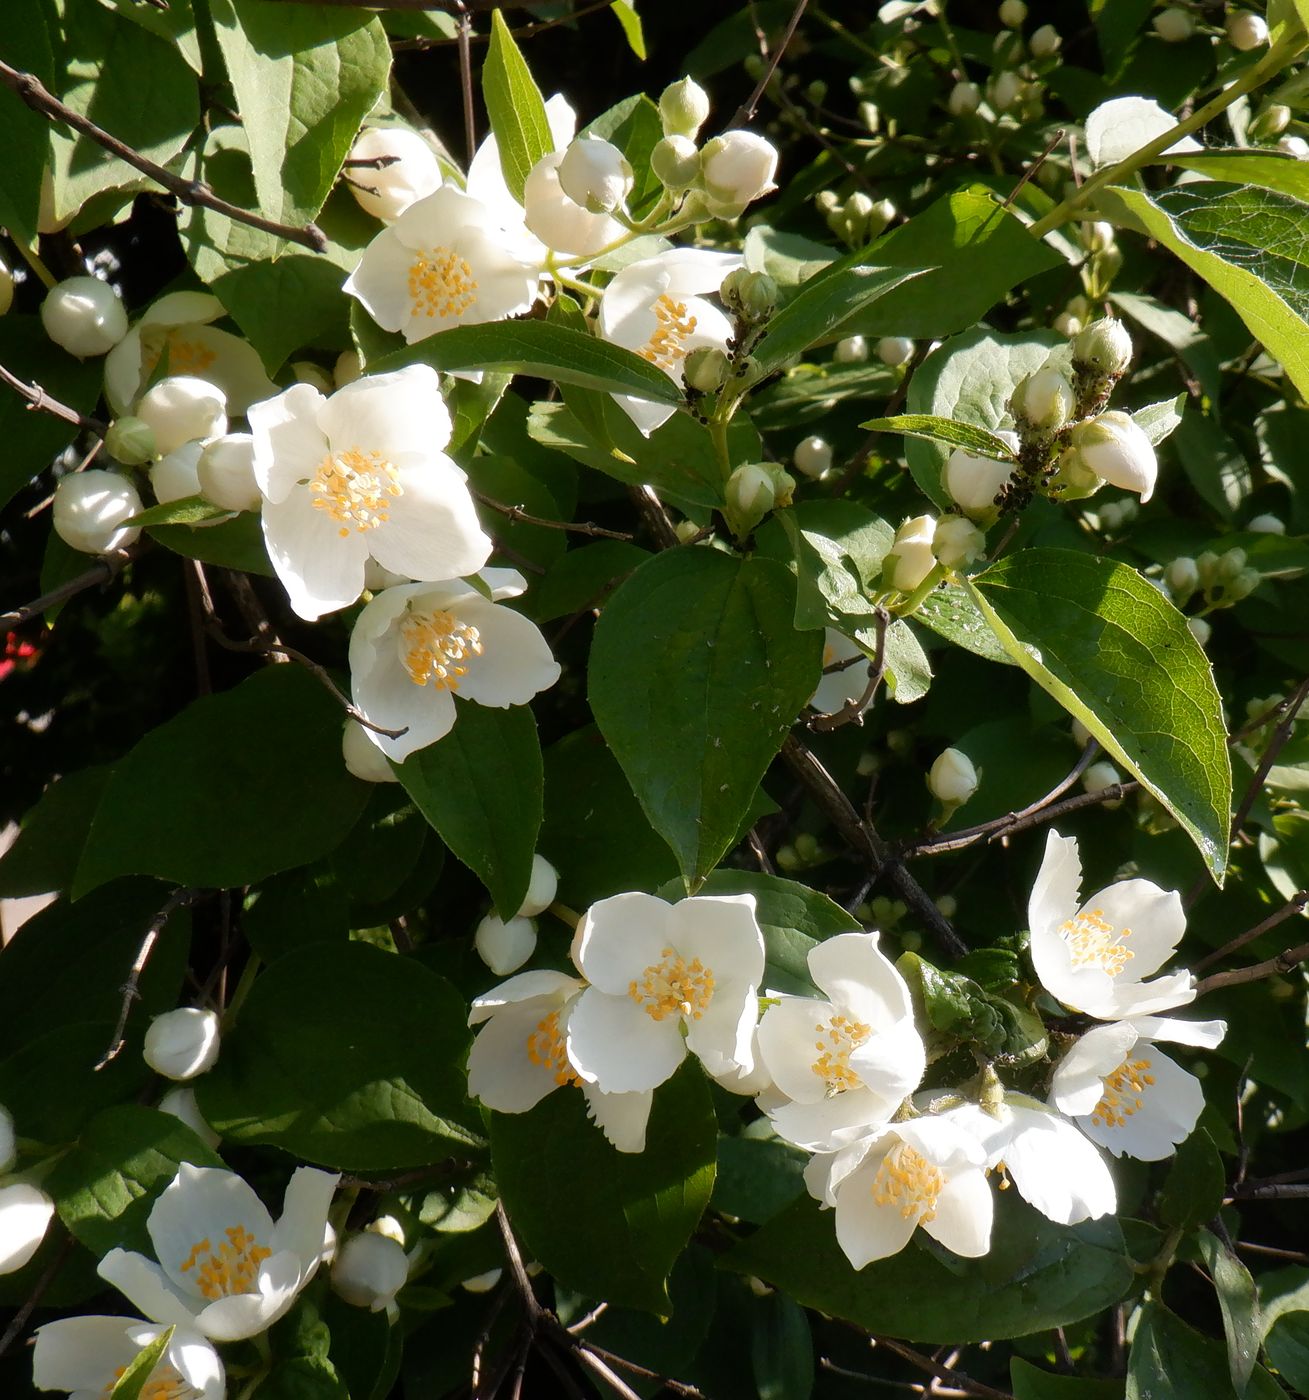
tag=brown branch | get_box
[821,1341,1015,1400]
[0,1230,77,1359]
[1195,940,1309,997]
[730,0,810,127]
[1229,1182,1309,1201]
[1001,127,1067,212]
[458,3,477,171]
[808,610,888,732]
[0,60,327,252]
[391,0,610,46]
[1,544,141,628]
[628,483,681,549]
[1194,890,1309,974]
[0,360,108,435]
[473,488,634,540]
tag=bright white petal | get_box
[1085,96,1203,168]
[154,1324,225,1400]
[583,1086,653,1153]
[149,1164,276,1297]
[996,1100,1116,1224]
[97,1249,201,1328]
[248,383,328,505]
[565,987,685,1093]
[1074,1046,1205,1160]
[1028,829,1082,996]
[1085,878,1186,979]
[810,931,912,1026]
[343,227,418,336]
[673,894,766,988]
[770,1088,899,1153]
[470,970,580,1023]
[1101,971,1196,1019]
[367,458,492,583]
[924,1168,993,1258]
[1133,1015,1226,1049]
[33,1316,138,1391]
[833,1151,920,1268]
[318,364,451,460]
[194,1250,303,1341]
[571,892,674,992]
[269,1166,339,1275]
[0,1183,53,1274]
[684,976,759,1081]
[847,1015,926,1105]
[1050,1021,1141,1116]
[350,628,457,764]
[757,995,840,1103]
[608,393,677,436]
[262,491,370,620]
[468,1002,570,1112]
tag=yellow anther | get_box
[407,246,479,320]
[1089,1055,1156,1129]
[309,447,402,537]
[638,294,698,372]
[525,1010,582,1088]
[811,1012,872,1094]
[398,608,483,689]
[178,1223,272,1302]
[104,1365,193,1400]
[870,1142,944,1223]
[142,331,218,381]
[1059,907,1135,976]
[628,945,715,1022]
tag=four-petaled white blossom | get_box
[1050,1014,1225,1160]
[1028,830,1195,1020]
[248,365,492,621]
[349,567,561,763]
[32,1315,224,1400]
[98,1163,339,1342]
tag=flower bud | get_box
[462,1268,503,1293]
[1073,316,1132,376]
[998,0,1027,27]
[990,71,1025,112]
[1248,512,1286,534]
[292,361,334,395]
[945,433,1019,516]
[1187,616,1212,647]
[833,335,868,364]
[1031,24,1061,57]
[150,441,204,505]
[1053,311,1082,337]
[948,80,981,117]
[0,256,13,316]
[136,376,228,456]
[158,1086,222,1149]
[793,434,833,479]
[699,131,779,215]
[1071,717,1093,747]
[1279,135,1309,159]
[517,854,559,918]
[857,99,879,131]
[933,516,986,569]
[558,136,634,213]
[726,462,777,530]
[1165,556,1200,598]
[343,721,399,783]
[1099,501,1125,532]
[650,134,700,190]
[1012,362,1075,433]
[1081,220,1116,254]
[1227,11,1269,49]
[876,336,914,367]
[1082,760,1121,796]
[52,470,143,555]
[0,1183,54,1275]
[1067,411,1158,502]
[1250,104,1292,141]
[659,76,711,138]
[1229,567,1261,601]
[40,276,128,358]
[928,747,978,804]
[886,514,938,593]
[335,350,363,387]
[475,913,537,976]
[143,1007,221,1081]
[0,1105,13,1174]
[720,268,778,322]
[104,415,157,467]
[197,433,260,512]
[347,126,442,222]
[1153,7,1195,41]
[369,1215,406,1246]
[683,345,730,394]
[331,1231,409,1312]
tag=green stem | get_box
[546,262,597,301]
[221,955,262,1028]
[1143,1225,1185,1298]
[709,411,733,481]
[1028,34,1308,240]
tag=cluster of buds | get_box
[1166,548,1261,613]
[725,460,796,539]
[814,188,897,247]
[473,855,560,975]
[881,513,985,603]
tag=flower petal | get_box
[149,1163,276,1297]
[924,1167,993,1258]
[583,1086,654,1153]
[1073,1046,1205,1160]
[757,995,839,1104]
[33,1316,139,1391]
[770,1088,899,1153]
[454,599,561,709]
[570,892,674,992]
[565,986,685,1093]
[1133,1015,1226,1049]
[1028,829,1082,988]
[262,491,370,621]
[673,893,766,989]
[318,364,452,460]
[469,970,581,1024]
[367,458,492,583]
[995,1099,1116,1224]
[684,975,759,1081]
[349,629,457,764]
[270,1166,340,1275]
[1050,1021,1141,1117]
[343,226,419,334]
[468,1002,570,1112]
[194,1250,304,1341]
[833,1151,921,1268]
[1084,878,1186,979]
[97,1248,201,1328]
[248,382,329,505]
[0,1182,53,1274]
[809,931,912,1026]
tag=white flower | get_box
[0,1104,13,1173]
[1066,411,1158,502]
[1248,513,1285,535]
[347,126,443,223]
[1279,135,1309,159]
[757,932,926,1151]
[928,748,978,804]
[0,1182,54,1274]
[475,913,538,976]
[342,721,401,784]
[104,290,276,415]
[143,1007,222,1081]
[699,130,779,217]
[98,1163,339,1342]
[41,276,128,358]
[805,1117,992,1268]
[158,1087,222,1150]
[833,335,867,364]
[948,80,981,117]
[523,151,627,257]
[886,514,937,593]
[136,376,228,457]
[248,365,492,621]
[1073,317,1133,376]
[597,247,742,435]
[1084,96,1202,168]
[52,470,143,555]
[1050,1015,1225,1160]
[1028,830,1196,1020]
[331,1231,409,1314]
[566,892,766,1094]
[1227,11,1269,50]
[558,136,633,213]
[467,970,653,1153]
[809,630,872,715]
[518,854,559,918]
[348,569,561,763]
[933,517,985,570]
[33,1316,224,1400]
[1012,362,1075,432]
[197,434,261,513]
[343,186,543,345]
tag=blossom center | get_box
[638,294,698,372]
[812,1012,871,1094]
[104,1366,195,1400]
[628,946,715,1022]
[1060,907,1134,976]
[143,330,218,380]
[398,608,483,689]
[1089,1055,1156,1129]
[179,1223,272,1301]
[871,1142,944,1222]
[526,1010,582,1087]
[408,246,479,320]
[310,448,402,537]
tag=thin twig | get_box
[729,0,810,128]
[1229,1182,1309,1201]
[0,1230,77,1359]
[0,59,326,251]
[473,488,634,540]
[628,483,681,549]
[392,0,610,46]
[809,610,888,731]
[1,545,140,628]
[1194,890,1309,974]
[0,361,108,434]
[1000,127,1066,212]
[458,3,477,172]
[1195,940,1309,997]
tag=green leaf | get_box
[110,1327,175,1400]
[712,1134,808,1225]
[208,0,390,226]
[1128,1303,1284,1400]
[392,700,542,919]
[74,665,370,897]
[776,501,891,633]
[149,512,275,577]
[1011,1359,1124,1398]
[483,10,552,203]
[968,548,1232,879]
[1173,410,1251,518]
[127,495,232,528]
[1265,1312,1309,1394]
[590,549,823,883]
[1096,182,1309,404]
[0,0,56,242]
[609,0,647,58]
[725,1192,1134,1343]
[1132,393,1186,446]
[490,1061,716,1314]
[860,415,1021,460]
[48,1106,225,1257]
[883,619,932,704]
[531,539,650,622]
[1111,290,1222,406]
[1168,151,1309,204]
[0,766,110,898]
[196,941,481,1168]
[915,583,1016,666]
[1197,1230,1262,1395]
[1158,1128,1225,1231]
[751,1292,813,1400]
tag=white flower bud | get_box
[475,913,537,976]
[683,345,731,394]
[948,80,982,117]
[1071,718,1093,747]
[1067,411,1158,502]
[727,462,777,524]
[1012,362,1075,432]
[833,335,868,364]
[104,415,157,467]
[197,433,261,512]
[331,1231,409,1312]
[0,1105,14,1173]
[928,747,978,804]
[461,1268,503,1294]
[945,430,1019,515]
[150,441,203,505]
[0,256,13,316]
[1099,501,1125,532]
[52,470,143,555]
[368,1215,406,1245]
[518,854,559,918]
[1053,311,1082,337]
[1248,512,1286,534]
[1082,760,1122,796]
[650,134,701,191]
[793,435,833,479]
[292,361,334,395]
[1279,135,1309,159]
[143,1007,221,1081]
[335,350,363,387]
[699,131,779,215]
[1153,7,1195,41]
[887,514,938,592]
[342,721,400,783]
[347,127,442,223]
[999,0,1027,27]
[558,137,633,213]
[933,516,986,569]
[40,276,128,358]
[1073,317,1133,376]
[1187,616,1212,646]
[876,336,914,367]
[991,71,1025,112]
[1164,556,1200,597]
[158,1086,221,1149]
[136,376,228,456]
[1227,11,1269,49]
[1081,221,1116,254]
[1230,567,1261,601]
[1031,24,1061,57]
[1249,103,1292,140]
[659,76,711,138]
[0,1183,54,1275]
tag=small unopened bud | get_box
[1279,135,1309,160]
[727,462,775,522]
[793,435,833,479]
[1248,512,1285,534]
[136,376,228,456]
[936,893,958,919]
[945,432,1018,516]
[158,1087,221,1149]
[699,131,779,216]
[1164,556,1200,598]
[659,76,711,138]
[342,722,400,784]
[197,433,260,512]
[1030,24,1061,57]
[1071,718,1093,747]
[0,256,13,316]
[1250,104,1292,141]
[1187,616,1212,646]
[1081,221,1116,254]
[948,80,982,117]
[933,516,985,569]
[1153,7,1195,42]
[331,1231,409,1313]
[833,335,868,364]
[990,71,1025,112]
[998,0,1027,28]
[1066,411,1158,502]
[346,127,442,222]
[1099,501,1125,532]
[866,198,897,237]
[143,1007,221,1081]
[41,276,128,358]
[559,136,634,213]
[683,345,731,394]
[1217,548,1248,584]
[1082,760,1122,797]
[368,1215,406,1246]
[334,350,362,387]
[807,79,829,105]
[1227,11,1269,50]
[1196,551,1221,587]
[721,268,777,322]
[0,1183,55,1275]
[1073,317,1133,376]
[292,361,333,394]
[474,913,537,976]
[877,336,914,367]
[1012,362,1075,433]
[518,854,559,918]
[650,134,700,190]
[52,470,143,555]
[1053,311,1083,337]
[150,442,204,506]
[928,747,978,804]
[886,513,938,593]
[1229,567,1260,601]
[105,415,157,467]
[857,99,879,132]
[795,833,821,863]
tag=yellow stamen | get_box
[104,1364,194,1400]
[1089,1055,1156,1129]
[638,294,698,372]
[407,246,479,320]
[628,946,715,1022]
[870,1142,944,1223]
[811,1012,871,1094]
[1059,907,1134,976]
[310,447,402,538]
[142,331,218,381]
[525,1010,582,1088]
[178,1223,272,1302]
[398,608,483,689]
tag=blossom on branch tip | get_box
[32,1315,224,1399]
[143,1007,221,1081]
[52,471,143,556]
[41,276,128,359]
[524,151,627,257]
[331,1231,409,1316]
